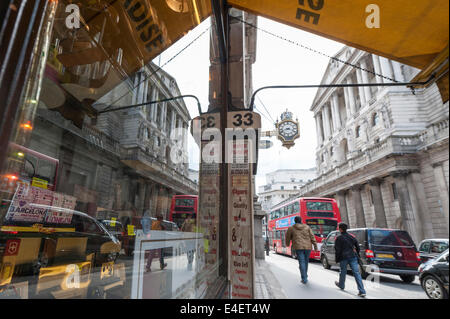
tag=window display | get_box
[0,0,218,299]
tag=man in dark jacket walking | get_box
[334,222,366,297]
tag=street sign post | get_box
[226,110,261,299]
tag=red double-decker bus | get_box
[169,195,198,228]
[268,197,341,260]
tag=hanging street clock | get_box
[275,109,300,149]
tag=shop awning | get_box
[228,0,449,98]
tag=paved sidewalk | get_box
[254,258,287,299]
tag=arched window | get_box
[372,113,379,126]
[144,127,150,140]
[356,126,361,138]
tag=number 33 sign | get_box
[228,111,261,129]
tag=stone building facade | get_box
[257,168,316,212]
[297,47,449,245]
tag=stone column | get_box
[150,184,158,216]
[322,107,331,139]
[138,180,146,214]
[371,54,383,84]
[392,61,405,82]
[345,77,357,115]
[142,79,148,105]
[327,104,334,134]
[411,172,435,238]
[393,171,419,244]
[143,182,152,211]
[351,185,366,228]
[331,93,341,130]
[343,86,351,120]
[368,178,388,228]
[336,190,349,225]
[359,59,372,101]
[380,57,395,83]
[432,163,449,234]
[315,115,324,145]
[355,68,366,108]
[160,102,167,131]
[155,185,163,216]
[170,111,177,135]
[406,173,426,242]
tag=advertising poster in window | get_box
[4,183,77,224]
[198,140,221,289]
[131,230,205,299]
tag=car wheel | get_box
[321,255,331,269]
[400,275,415,284]
[422,276,448,299]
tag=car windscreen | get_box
[306,219,337,237]
[368,229,415,247]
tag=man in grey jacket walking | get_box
[285,216,318,284]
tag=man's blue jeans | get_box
[295,250,311,283]
[338,257,366,294]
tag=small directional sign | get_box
[259,140,273,149]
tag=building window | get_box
[294,186,297,190]
[330,147,334,157]
[372,113,379,126]
[356,126,361,138]
[391,183,398,201]
[291,178,295,182]
[280,186,284,190]
[369,190,374,205]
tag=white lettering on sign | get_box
[65,4,80,29]
[366,4,380,29]
[63,264,80,289]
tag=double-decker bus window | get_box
[175,198,195,206]
[287,204,293,215]
[293,202,300,213]
[306,201,333,211]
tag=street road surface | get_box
[265,252,427,299]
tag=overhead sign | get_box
[228,0,449,69]
[259,140,273,149]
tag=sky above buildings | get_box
[156,16,344,190]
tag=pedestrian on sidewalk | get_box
[145,214,167,272]
[285,216,318,284]
[334,222,367,297]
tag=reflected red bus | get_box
[169,195,198,228]
[268,197,341,260]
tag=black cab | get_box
[0,208,123,299]
[320,228,420,283]
[419,249,449,299]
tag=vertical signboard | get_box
[227,111,260,299]
[191,112,221,294]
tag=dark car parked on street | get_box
[419,249,449,299]
[417,239,449,263]
[320,228,420,283]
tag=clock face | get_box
[278,121,298,138]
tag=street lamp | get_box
[249,77,434,112]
